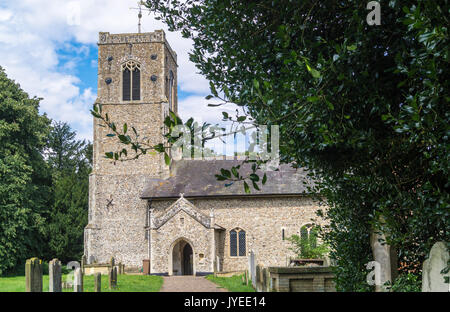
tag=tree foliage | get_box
[44,122,91,263]
[0,68,91,274]
[92,1,449,290]
[143,0,449,290]
[0,66,52,275]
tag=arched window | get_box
[230,228,246,257]
[122,61,140,101]
[168,70,174,109]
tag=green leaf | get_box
[250,173,259,182]
[262,173,267,185]
[123,123,127,134]
[253,79,259,89]
[215,174,227,181]
[164,152,171,166]
[310,68,321,79]
[105,152,113,159]
[347,44,357,51]
[244,181,250,194]
[220,168,231,178]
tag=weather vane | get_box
[130,1,152,33]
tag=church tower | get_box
[84,30,178,267]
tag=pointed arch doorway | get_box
[170,238,194,276]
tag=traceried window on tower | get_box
[230,228,246,257]
[122,61,141,101]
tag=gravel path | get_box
[160,276,228,292]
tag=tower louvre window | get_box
[122,61,141,101]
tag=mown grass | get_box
[206,274,255,292]
[0,274,163,292]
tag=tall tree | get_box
[0,66,52,275]
[45,122,91,263]
[93,0,448,290]
[144,0,448,290]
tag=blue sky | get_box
[0,0,238,142]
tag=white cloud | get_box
[178,95,243,125]
[0,0,220,141]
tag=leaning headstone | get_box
[94,273,101,292]
[49,259,62,292]
[73,268,83,292]
[422,242,450,292]
[25,257,43,292]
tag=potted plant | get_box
[287,224,329,266]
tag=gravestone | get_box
[114,267,118,287]
[248,251,256,288]
[255,265,262,292]
[25,257,43,292]
[81,255,86,274]
[370,229,396,292]
[73,268,83,292]
[109,267,117,289]
[49,259,62,292]
[110,256,115,268]
[422,242,450,292]
[94,273,101,292]
[263,267,271,292]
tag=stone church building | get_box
[84,30,325,275]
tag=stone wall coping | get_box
[268,266,334,274]
[84,264,111,268]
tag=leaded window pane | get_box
[238,230,246,256]
[132,68,140,100]
[122,68,131,101]
[230,230,237,257]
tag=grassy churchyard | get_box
[0,273,255,292]
[0,274,163,292]
[206,274,255,292]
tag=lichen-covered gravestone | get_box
[73,268,83,292]
[25,257,43,292]
[422,242,449,292]
[109,267,117,289]
[94,273,101,292]
[49,259,62,292]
